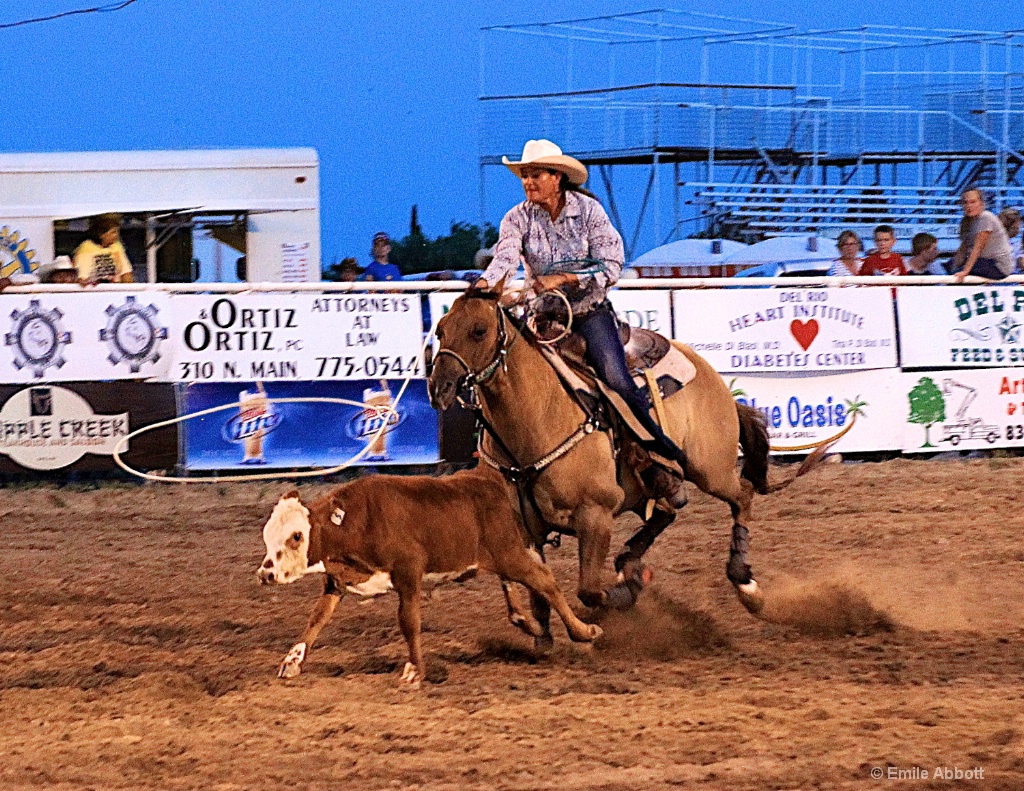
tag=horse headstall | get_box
[433,298,516,394]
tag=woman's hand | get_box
[533,273,577,293]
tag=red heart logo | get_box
[790,319,819,351]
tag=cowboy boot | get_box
[640,464,688,508]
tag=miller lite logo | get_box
[223,404,283,442]
[347,403,403,441]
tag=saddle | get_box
[536,322,697,489]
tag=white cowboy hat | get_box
[502,139,588,186]
[35,256,76,282]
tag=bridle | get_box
[430,290,598,493]
[433,293,516,390]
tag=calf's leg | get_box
[501,581,545,637]
[279,587,342,679]
[393,571,426,689]
[495,548,602,644]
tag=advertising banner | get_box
[608,290,672,333]
[180,379,439,469]
[729,369,903,453]
[673,288,898,373]
[0,382,176,472]
[426,288,673,336]
[897,285,1024,368]
[164,293,425,382]
[0,218,53,279]
[901,368,1024,453]
[0,292,172,383]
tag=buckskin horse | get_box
[428,282,817,644]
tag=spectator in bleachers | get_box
[998,208,1022,273]
[362,232,402,282]
[953,189,1014,282]
[338,257,362,282]
[827,230,865,276]
[861,224,906,276]
[38,256,81,285]
[904,233,946,275]
[74,213,134,284]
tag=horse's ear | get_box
[491,274,508,295]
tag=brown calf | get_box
[257,467,602,688]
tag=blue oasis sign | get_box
[179,379,439,470]
[728,369,902,453]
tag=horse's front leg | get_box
[614,506,677,573]
[571,502,613,609]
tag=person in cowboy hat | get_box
[474,139,686,505]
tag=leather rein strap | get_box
[437,298,603,546]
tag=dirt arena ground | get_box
[2,457,1023,790]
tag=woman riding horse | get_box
[474,139,686,505]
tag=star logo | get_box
[998,315,1022,344]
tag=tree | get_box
[390,206,498,275]
[907,377,946,448]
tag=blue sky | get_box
[3,1,1022,268]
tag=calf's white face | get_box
[258,493,319,584]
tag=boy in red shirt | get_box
[861,224,907,275]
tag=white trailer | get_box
[0,148,320,283]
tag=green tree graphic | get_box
[907,377,946,448]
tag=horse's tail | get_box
[763,438,833,494]
[737,402,770,495]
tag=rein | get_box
[436,294,604,546]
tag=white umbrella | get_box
[721,235,839,267]
[631,239,749,277]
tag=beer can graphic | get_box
[223,383,282,465]
[358,380,397,461]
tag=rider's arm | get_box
[577,199,624,294]
[478,206,527,289]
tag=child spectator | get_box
[73,213,134,283]
[861,224,907,275]
[905,233,946,275]
[362,232,402,282]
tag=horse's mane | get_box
[462,288,500,302]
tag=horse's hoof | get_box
[735,579,765,615]
[399,662,422,690]
[278,660,301,679]
[587,624,604,642]
[533,633,554,655]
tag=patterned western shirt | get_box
[480,191,624,314]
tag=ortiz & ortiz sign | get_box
[673,288,898,373]
[163,293,425,382]
[897,286,1024,368]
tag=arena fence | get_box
[1,275,1022,476]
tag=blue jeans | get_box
[969,258,1008,280]
[575,302,685,463]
